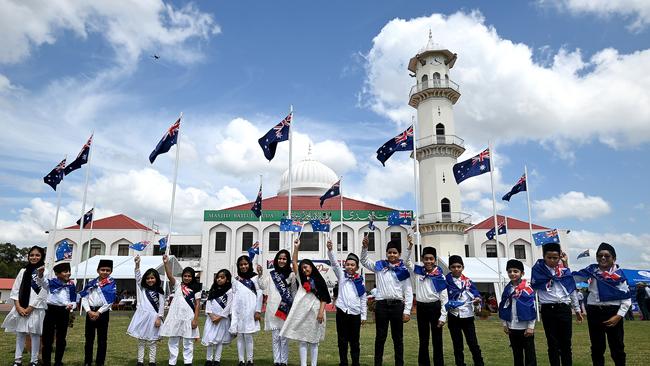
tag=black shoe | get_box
[214,362,221,366]
[238,362,245,366]
[12,362,22,366]
[246,362,253,366]
[148,363,157,366]
[204,362,212,366]
[137,363,144,366]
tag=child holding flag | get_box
[202,269,234,366]
[229,253,263,366]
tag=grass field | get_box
[1,311,648,365]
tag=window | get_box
[441,198,451,222]
[301,232,319,251]
[364,232,376,251]
[153,244,165,256]
[214,232,226,251]
[514,244,526,259]
[269,232,280,251]
[241,232,254,251]
[436,123,446,144]
[89,243,102,258]
[117,244,129,256]
[170,245,202,259]
[432,72,441,87]
[486,244,497,258]
[421,74,428,88]
[465,245,470,257]
[337,232,348,252]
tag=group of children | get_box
[1,238,631,366]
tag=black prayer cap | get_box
[597,242,616,259]
[386,239,401,253]
[421,246,437,259]
[448,255,464,266]
[97,259,113,270]
[542,243,561,255]
[53,261,71,273]
[506,259,524,272]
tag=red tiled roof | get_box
[64,214,152,231]
[223,195,396,211]
[465,215,549,232]
[0,278,15,290]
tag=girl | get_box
[280,239,331,366]
[202,269,234,366]
[127,255,165,366]
[160,255,201,366]
[229,254,263,366]
[2,246,47,366]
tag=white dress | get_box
[1,268,48,335]
[201,290,234,346]
[228,276,263,334]
[127,268,165,341]
[159,280,200,339]
[279,285,326,344]
[259,271,297,331]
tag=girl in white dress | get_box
[160,254,201,366]
[127,255,165,366]
[229,254,263,366]
[280,239,331,366]
[1,246,47,366]
[202,269,234,366]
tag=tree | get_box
[0,243,30,277]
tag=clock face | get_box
[431,57,442,65]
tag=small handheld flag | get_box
[388,210,412,226]
[149,117,181,164]
[502,174,527,201]
[453,149,491,184]
[310,217,331,232]
[486,222,507,240]
[577,249,590,260]
[376,125,414,166]
[368,214,376,231]
[319,180,340,207]
[533,229,560,246]
[129,241,150,251]
[43,158,66,191]
[55,240,73,261]
[158,236,168,251]
[251,184,263,218]
[258,113,291,161]
[64,134,92,175]
[76,208,94,228]
[280,218,303,232]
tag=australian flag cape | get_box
[215,292,229,309]
[374,260,410,281]
[344,272,366,297]
[180,283,196,310]
[238,276,257,296]
[413,265,447,292]
[573,264,631,301]
[530,259,576,293]
[48,278,77,303]
[498,280,536,322]
[271,270,293,320]
[79,276,116,304]
[445,273,480,310]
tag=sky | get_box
[0,0,649,267]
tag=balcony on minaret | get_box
[408,77,461,107]
[419,212,471,225]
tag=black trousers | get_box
[84,309,110,366]
[508,329,537,366]
[540,303,573,366]
[447,314,483,366]
[374,299,404,366]
[42,305,71,366]
[586,305,625,366]
[416,301,444,366]
[336,307,361,366]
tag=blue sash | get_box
[216,293,229,309]
[271,271,293,320]
[80,277,116,304]
[374,260,410,281]
[238,277,257,295]
[344,272,366,297]
[48,278,76,303]
[30,269,42,294]
[498,280,536,322]
[531,259,576,294]
[413,265,447,292]
[145,289,160,312]
[181,283,196,310]
[574,264,630,301]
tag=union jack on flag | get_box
[274,113,292,138]
[533,228,560,246]
[453,148,491,184]
[472,149,490,164]
[376,125,414,166]
[43,158,66,191]
[64,134,93,175]
[149,117,181,164]
[259,113,292,161]
[394,125,413,145]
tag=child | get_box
[530,243,582,366]
[79,258,116,366]
[573,242,631,366]
[257,248,296,366]
[40,260,77,366]
[1,246,47,366]
[360,236,412,366]
[160,255,201,366]
[202,269,234,366]
[127,255,165,366]
[229,253,263,366]
[404,238,447,366]
[327,239,367,366]
[280,239,331,366]
[499,259,537,366]
[445,255,484,366]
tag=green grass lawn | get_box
[1,312,648,365]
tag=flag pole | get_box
[288,105,294,251]
[258,174,263,267]
[504,216,510,258]
[412,116,421,263]
[46,155,66,272]
[524,165,535,260]
[163,112,182,292]
[488,140,503,288]
[339,176,344,261]
[80,198,96,315]
[75,132,94,287]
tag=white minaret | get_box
[409,31,471,258]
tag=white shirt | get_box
[328,249,368,320]
[501,285,535,330]
[39,276,77,309]
[403,248,448,322]
[536,264,580,312]
[361,247,413,315]
[448,276,476,319]
[574,269,632,318]
[645,286,650,298]
[81,280,112,314]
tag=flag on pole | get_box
[280,218,303,232]
[376,125,414,166]
[149,117,181,163]
[158,236,168,251]
[258,113,291,161]
[76,208,94,228]
[55,239,73,261]
[486,222,507,240]
[388,210,413,226]
[533,229,560,246]
[251,184,263,218]
[129,241,150,251]
[577,249,590,260]
[319,180,340,207]
[453,148,491,184]
[310,217,331,232]
[43,158,66,191]
[368,213,376,231]
[502,174,527,201]
[64,134,92,175]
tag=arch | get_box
[421,74,428,88]
[110,238,133,256]
[54,238,76,260]
[509,238,532,262]
[436,123,446,143]
[209,224,233,252]
[332,223,355,254]
[358,225,381,253]
[480,240,506,258]
[262,224,281,254]
[235,223,260,253]
[81,239,106,261]
[383,225,408,255]
[441,198,451,222]
[432,72,441,87]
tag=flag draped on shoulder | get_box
[149,117,180,164]
[533,229,560,246]
[502,174,527,201]
[376,125,413,166]
[64,134,92,175]
[453,148,491,184]
[486,222,507,240]
[388,210,412,226]
[258,113,291,161]
[43,158,66,191]
[56,239,73,261]
[76,208,94,228]
[319,180,340,207]
[251,184,263,218]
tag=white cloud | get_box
[534,191,611,220]
[540,0,650,32]
[564,230,650,268]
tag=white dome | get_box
[278,155,338,196]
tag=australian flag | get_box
[258,113,291,161]
[388,210,412,226]
[251,184,262,218]
[56,239,73,261]
[43,158,66,191]
[280,218,303,232]
[310,217,331,232]
[368,214,376,231]
[502,174,527,201]
[129,241,150,251]
[577,249,590,260]
[486,222,507,240]
[533,229,560,246]
[64,134,92,175]
[320,180,340,207]
[376,125,414,166]
[158,236,168,251]
[149,117,181,164]
[453,148,491,184]
[76,208,94,228]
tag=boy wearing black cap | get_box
[79,259,116,366]
[573,243,631,366]
[530,243,582,366]
[499,259,536,366]
[361,235,413,366]
[404,237,447,366]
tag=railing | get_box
[418,212,472,224]
[417,134,464,148]
[409,79,460,98]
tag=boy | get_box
[499,259,536,366]
[79,259,116,366]
[404,238,448,366]
[361,236,412,366]
[445,255,484,366]
[327,239,367,366]
[530,243,582,366]
[573,242,631,366]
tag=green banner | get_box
[204,209,411,222]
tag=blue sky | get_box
[1,0,649,267]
